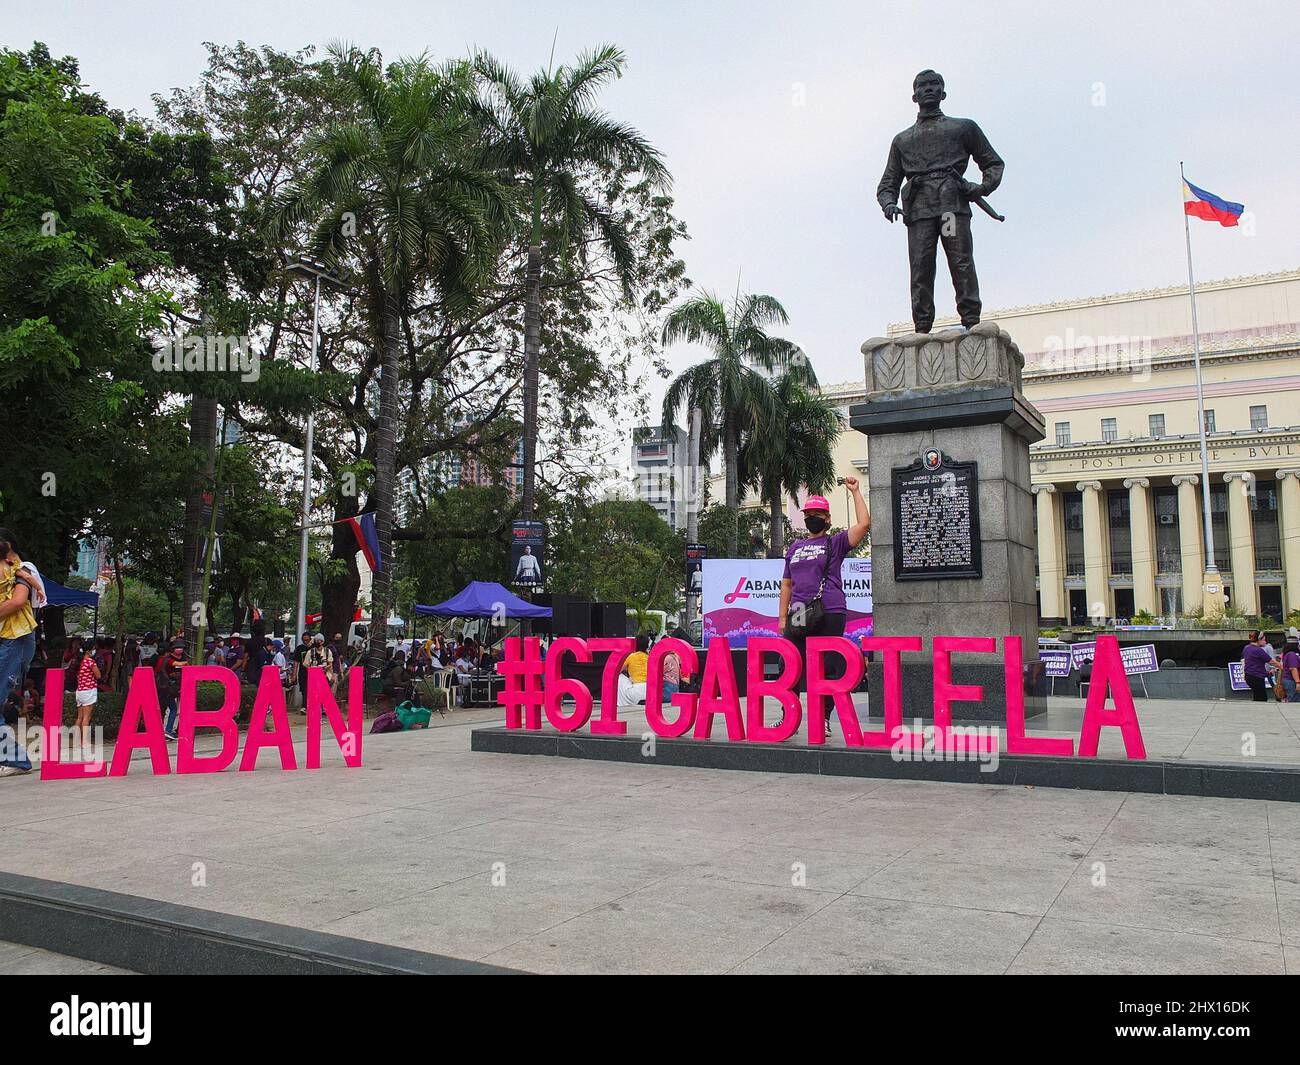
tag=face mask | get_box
[805,515,829,534]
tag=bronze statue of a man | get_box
[877,70,1004,333]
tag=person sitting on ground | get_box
[616,635,651,706]
[381,650,413,704]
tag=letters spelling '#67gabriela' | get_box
[499,634,1146,759]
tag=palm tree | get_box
[275,45,507,672]
[661,291,800,556]
[742,369,843,557]
[472,44,669,520]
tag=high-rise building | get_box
[632,424,689,531]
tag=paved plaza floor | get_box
[1,697,1298,974]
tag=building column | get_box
[1278,469,1300,613]
[1223,471,1258,615]
[1076,480,1108,622]
[1033,484,1064,621]
[1124,477,1157,616]
[1172,474,1204,614]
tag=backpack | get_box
[370,710,402,734]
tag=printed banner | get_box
[1072,640,1159,676]
[1069,641,1096,670]
[702,557,872,647]
[1039,649,1071,678]
[1228,661,1248,691]
[1119,643,1160,675]
[685,542,705,600]
[510,520,545,588]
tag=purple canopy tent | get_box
[414,581,552,619]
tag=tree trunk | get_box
[521,244,542,518]
[181,392,218,653]
[724,413,739,557]
[365,292,402,676]
[768,487,784,559]
[321,496,362,644]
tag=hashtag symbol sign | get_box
[498,637,544,730]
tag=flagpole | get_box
[1181,161,1221,605]
[295,274,322,639]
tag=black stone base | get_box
[471,726,1300,802]
[0,871,520,975]
[866,661,1047,720]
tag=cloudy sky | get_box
[8,0,1297,435]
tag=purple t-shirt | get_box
[783,531,850,613]
[1243,643,1271,679]
[1283,650,1300,677]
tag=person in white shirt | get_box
[271,640,290,684]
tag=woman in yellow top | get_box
[616,635,651,706]
[0,534,39,703]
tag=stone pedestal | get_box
[850,322,1047,720]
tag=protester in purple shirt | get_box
[778,477,871,732]
[1280,631,1300,703]
[1241,630,1275,703]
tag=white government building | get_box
[817,269,1300,625]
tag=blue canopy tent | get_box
[42,578,100,608]
[38,577,102,636]
[415,581,551,619]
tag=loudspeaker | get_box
[531,593,553,635]
[593,602,627,638]
[565,599,592,637]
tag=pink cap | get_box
[802,495,830,512]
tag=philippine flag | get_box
[1183,178,1244,227]
[346,512,382,572]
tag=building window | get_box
[1209,483,1231,572]
[1149,414,1165,439]
[1055,421,1071,447]
[1251,405,1268,430]
[1101,417,1117,442]
[1063,491,1085,578]
[1203,409,1216,434]
[1107,489,1132,576]
[1154,486,1181,574]
[1252,480,1281,571]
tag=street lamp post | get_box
[285,258,341,639]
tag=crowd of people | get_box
[379,633,501,706]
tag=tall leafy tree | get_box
[0,44,167,594]
[742,369,842,557]
[661,291,799,555]
[275,44,507,670]
[472,44,670,519]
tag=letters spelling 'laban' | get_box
[40,665,365,781]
